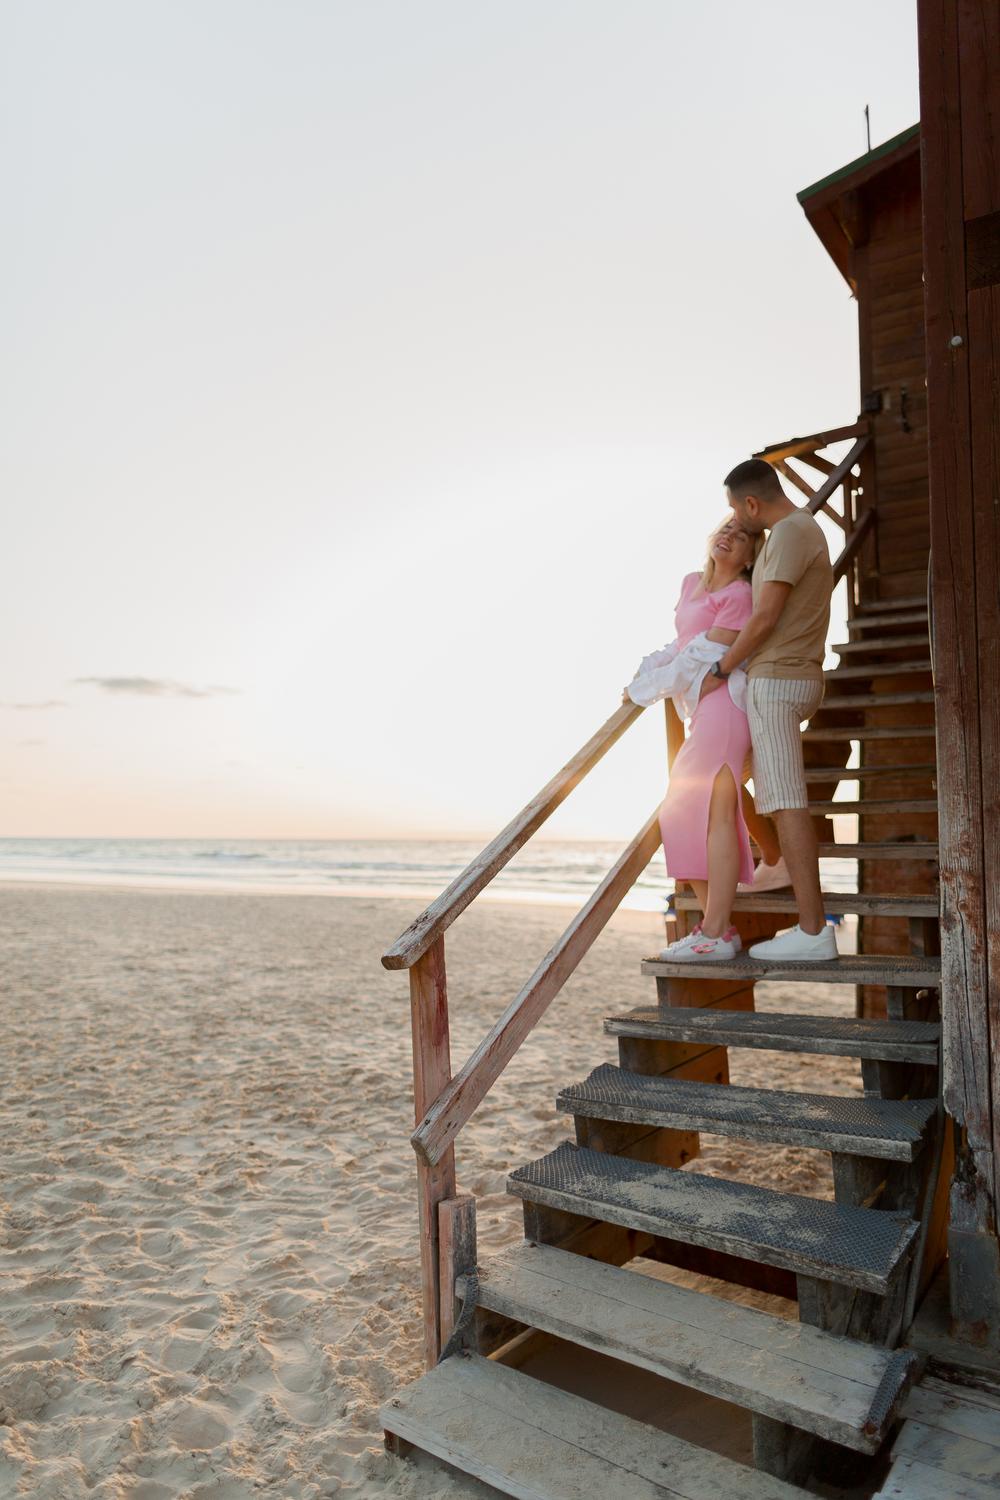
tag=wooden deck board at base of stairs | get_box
[872,1375,1000,1499]
[508,1142,918,1294]
[460,1244,918,1453]
[640,953,940,987]
[674,890,939,918]
[382,1353,811,1499]
[605,1006,941,1062]
[557,1064,936,1159]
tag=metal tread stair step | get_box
[673,890,939,918]
[857,594,928,613]
[848,608,928,631]
[604,1006,941,1063]
[804,762,935,783]
[834,636,930,655]
[459,1243,920,1454]
[825,659,933,680]
[803,726,935,741]
[816,841,937,858]
[557,1064,936,1160]
[508,1142,918,1294]
[382,1352,812,1499]
[812,688,935,708]
[640,953,940,986]
[812,797,937,814]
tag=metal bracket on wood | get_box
[438,1269,480,1363]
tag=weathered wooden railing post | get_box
[409,936,456,1366]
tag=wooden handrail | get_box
[754,419,870,463]
[833,505,875,580]
[381,700,644,971]
[410,810,663,1167]
[805,434,870,518]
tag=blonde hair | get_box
[700,517,763,589]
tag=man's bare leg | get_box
[772,806,825,934]
[742,787,780,864]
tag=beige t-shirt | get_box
[748,510,833,681]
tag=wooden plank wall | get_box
[918,0,1000,1347]
[851,151,938,1005]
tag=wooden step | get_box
[508,1142,919,1294]
[813,797,938,815]
[804,762,936,783]
[674,890,939,918]
[826,659,933,680]
[605,1006,941,1063]
[558,1064,936,1160]
[817,842,938,859]
[858,594,927,613]
[640,954,941,986]
[462,1244,919,1455]
[815,689,935,709]
[834,635,930,655]
[382,1353,811,1499]
[803,725,936,741]
[849,608,928,632]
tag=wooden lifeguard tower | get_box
[378,4,1000,1493]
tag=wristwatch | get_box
[710,661,729,681]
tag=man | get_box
[701,457,837,960]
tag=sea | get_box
[0,838,858,914]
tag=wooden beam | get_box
[409,938,457,1366]
[411,812,663,1167]
[805,435,870,519]
[755,420,869,463]
[834,508,876,582]
[775,458,819,501]
[382,700,643,970]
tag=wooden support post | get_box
[438,1194,477,1352]
[409,937,457,1368]
[918,0,1000,1348]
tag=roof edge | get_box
[797,123,920,205]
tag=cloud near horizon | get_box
[5,700,68,711]
[75,677,239,699]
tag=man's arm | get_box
[719,580,791,675]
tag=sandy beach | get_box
[0,884,862,1498]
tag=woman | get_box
[625,518,763,960]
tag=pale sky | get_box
[2,1,919,841]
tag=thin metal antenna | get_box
[864,104,872,153]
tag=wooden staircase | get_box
[381,448,948,1497]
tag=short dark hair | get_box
[724,458,785,501]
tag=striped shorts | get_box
[747,677,825,815]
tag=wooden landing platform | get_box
[875,1375,1000,1498]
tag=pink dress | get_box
[660,573,755,886]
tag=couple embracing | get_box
[626,458,838,963]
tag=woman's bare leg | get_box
[702,768,740,937]
[687,880,708,920]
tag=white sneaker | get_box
[741,857,792,892]
[748,924,839,962]
[658,924,703,959]
[658,924,742,960]
[666,932,740,963]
